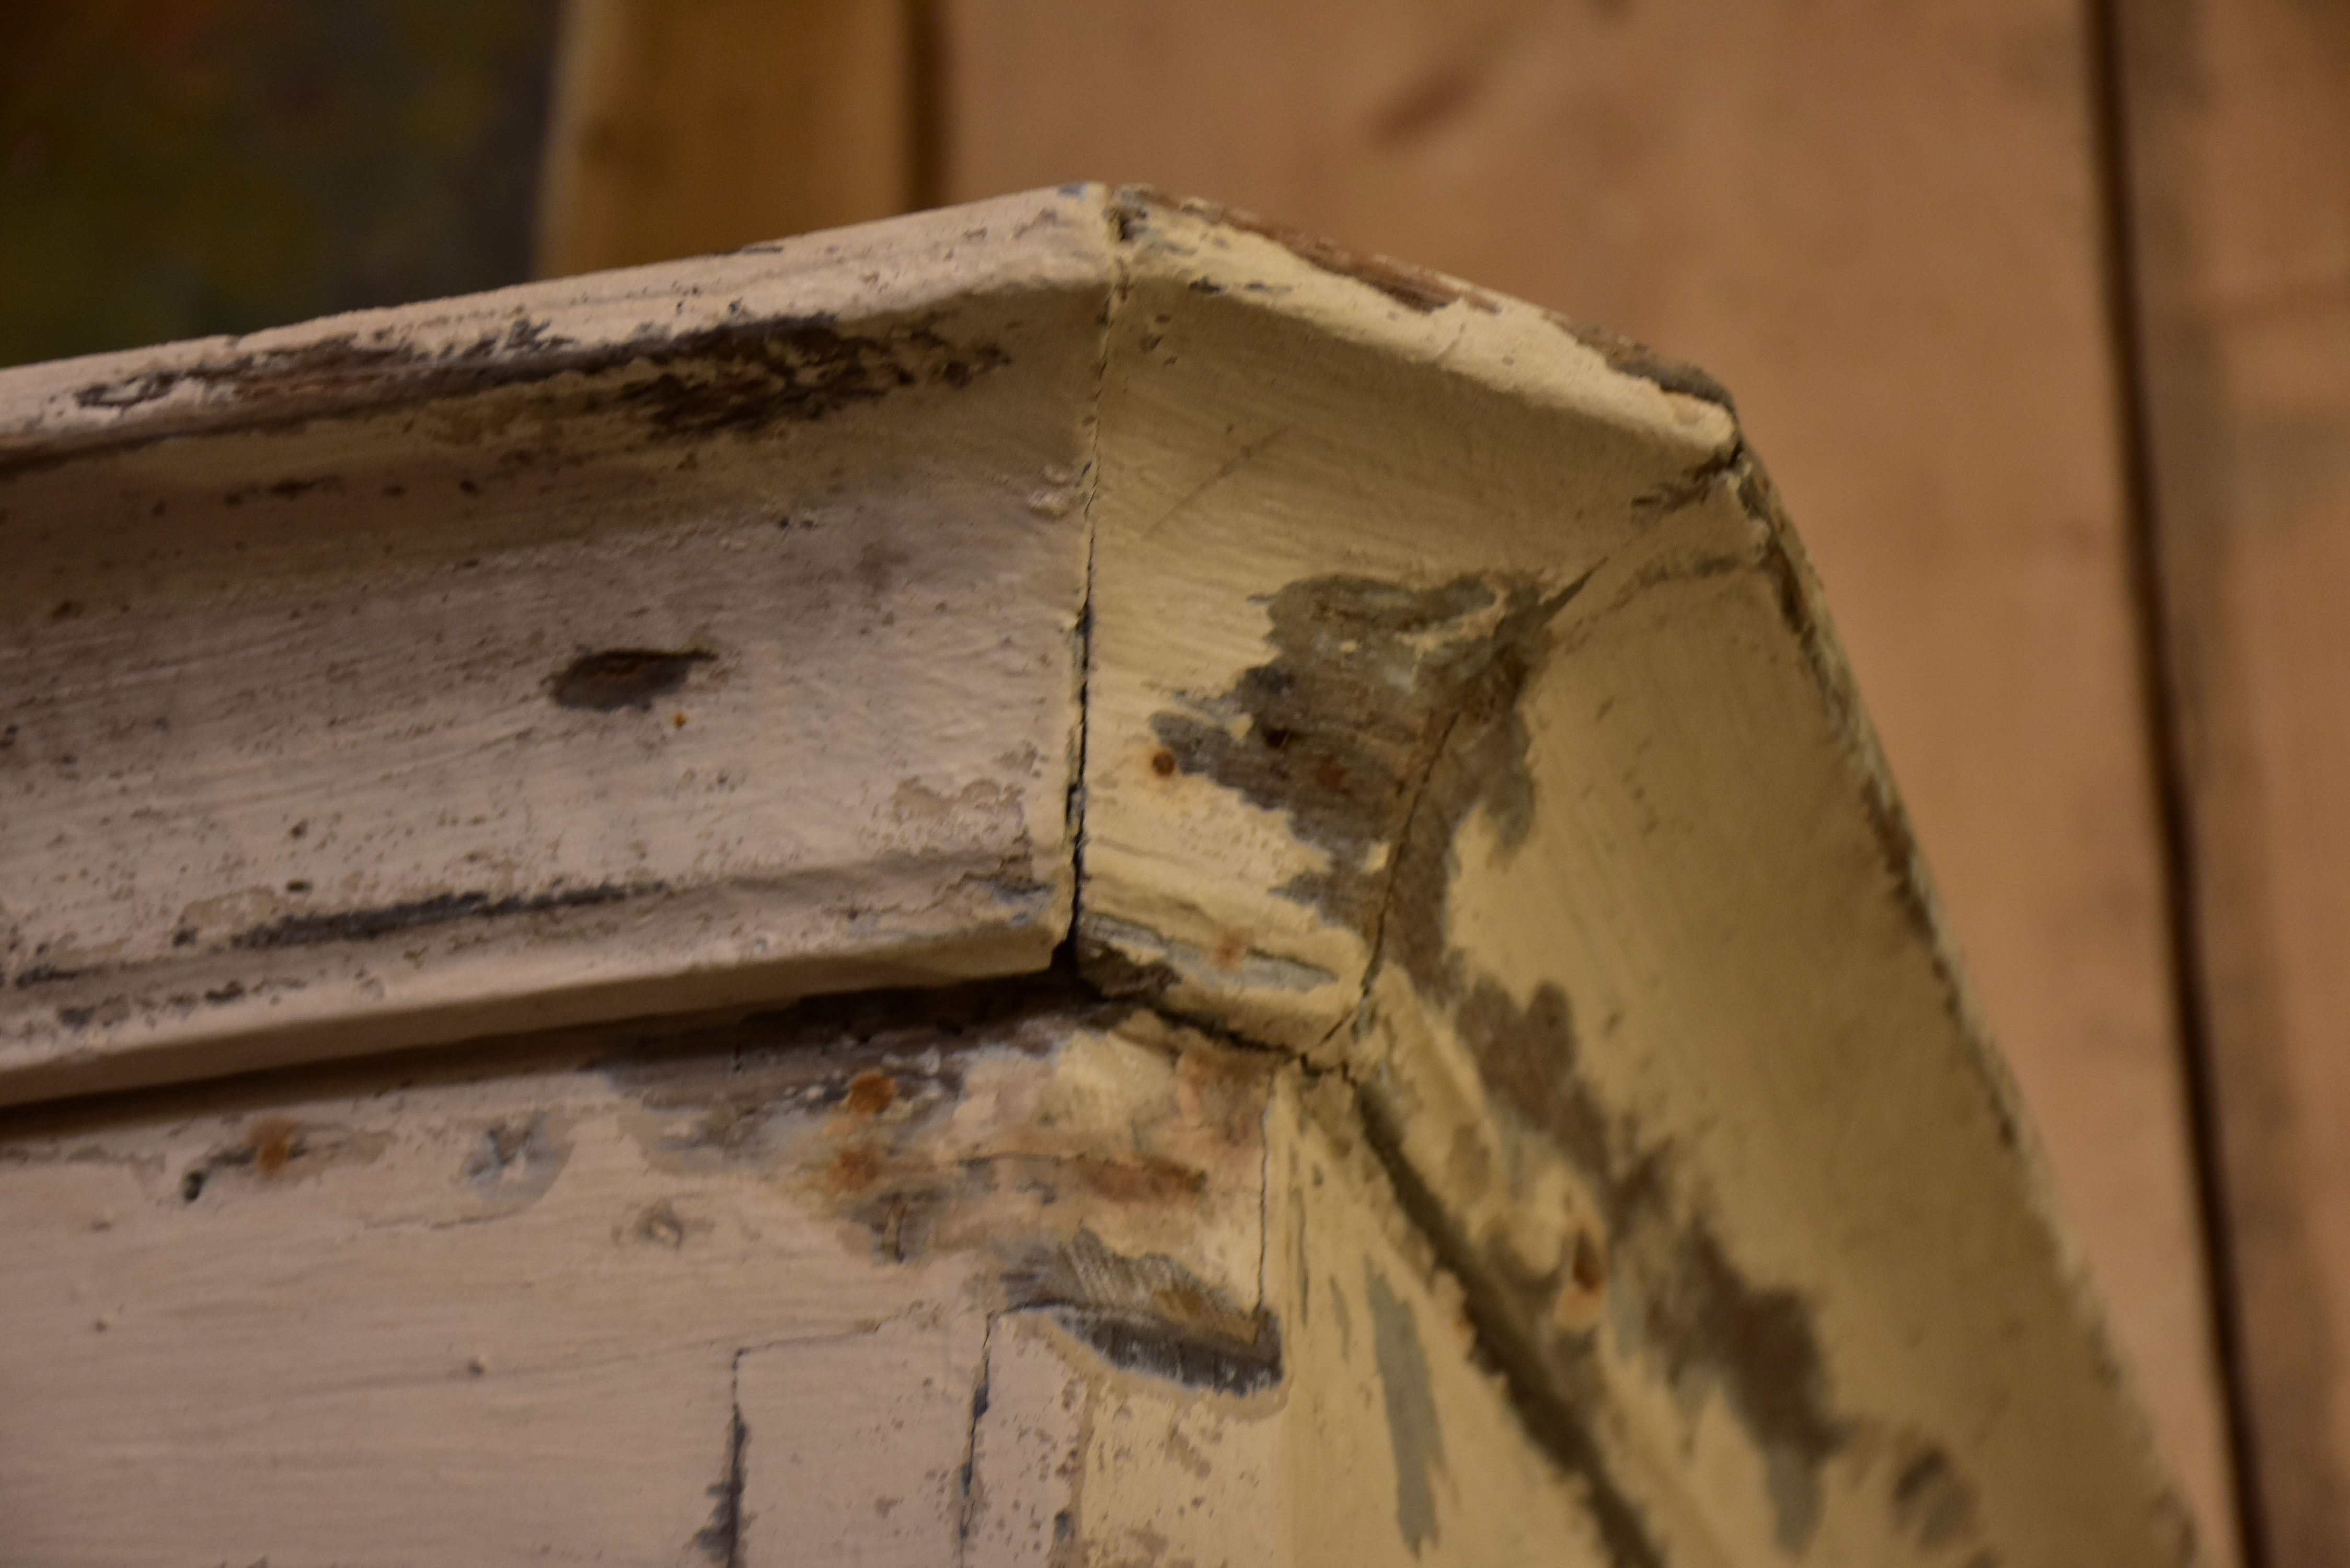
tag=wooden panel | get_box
[940,7,2235,1556]
[0,190,1103,1104]
[1073,192,2188,1566]
[535,0,913,276]
[2114,0,2350,1559]
[736,1320,981,1565]
[0,976,1638,1567]
[0,993,1277,1566]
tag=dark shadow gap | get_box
[2084,2,2266,1563]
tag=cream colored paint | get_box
[0,188,2192,1565]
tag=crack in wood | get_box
[694,1355,749,1568]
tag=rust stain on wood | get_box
[178,1114,392,1201]
[224,882,648,951]
[1145,562,1884,1552]
[603,979,1263,1272]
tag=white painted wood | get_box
[0,189,1105,1104]
[738,1318,984,1566]
[0,187,2193,1566]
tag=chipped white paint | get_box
[0,189,1103,1103]
[0,1001,1269,1565]
[0,188,2192,1565]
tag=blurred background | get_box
[5,2,2345,1563]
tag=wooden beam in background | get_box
[535,0,916,276]
[2113,0,2350,1561]
[936,2,2239,1558]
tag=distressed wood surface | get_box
[0,189,1101,1104]
[2115,0,2350,1558]
[1076,191,2187,1567]
[534,0,915,276]
[0,188,2194,1565]
[0,978,1685,1566]
[937,8,2236,1555]
[0,989,1273,1564]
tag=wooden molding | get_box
[0,188,2191,1564]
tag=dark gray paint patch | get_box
[1072,928,1183,1004]
[1366,1264,1447,1554]
[1148,562,1861,1551]
[1350,1086,1659,1568]
[11,961,97,989]
[550,648,714,711]
[1008,1228,1282,1396]
[1552,317,1737,413]
[1053,1307,1282,1397]
[224,881,643,950]
[1146,573,1581,940]
[1440,981,1844,1549]
[16,312,1009,479]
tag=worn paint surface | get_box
[0,187,2192,1565]
[1077,190,2190,1566]
[0,986,1281,1566]
[1366,1263,1448,1553]
[0,189,1105,1102]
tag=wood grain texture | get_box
[0,990,1279,1566]
[1075,190,2189,1567]
[0,187,2200,1563]
[2115,0,2350,1558]
[938,12,2234,1555]
[0,979,1619,1567]
[535,0,913,276]
[0,189,1103,1104]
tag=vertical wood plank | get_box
[535,0,913,275]
[939,1,2237,1555]
[737,1320,985,1566]
[2114,0,2350,1559]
